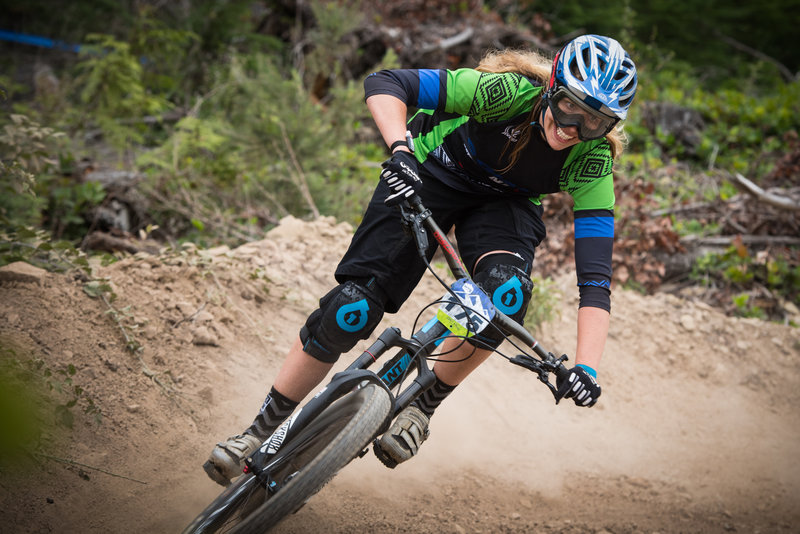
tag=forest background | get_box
[1,0,799,323]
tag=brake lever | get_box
[509,352,569,402]
[399,199,430,255]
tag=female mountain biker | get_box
[204,34,638,484]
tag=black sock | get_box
[412,375,457,417]
[246,386,299,439]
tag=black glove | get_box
[555,365,601,407]
[380,151,422,206]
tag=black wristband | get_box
[389,140,408,152]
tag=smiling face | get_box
[540,90,618,150]
[541,105,581,151]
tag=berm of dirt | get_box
[1,215,799,533]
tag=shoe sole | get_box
[203,459,232,487]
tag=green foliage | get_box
[672,218,720,238]
[138,42,383,245]
[127,9,200,99]
[0,221,93,274]
[0,114,64,226]
[45,178,107,239]
[84,279,145,355]
[304,0,366,86]
[626,61,800,168]
[620,61,799,246]
[503,0,799,84]
[169,0,257,56]
[691,243,800,318]
[0,341,102,470]
[0,114,65,173]
[691,80,800,176]
[0,344,46,465]
[37,359,103,428]
[0,159,35,195]
[0,0,128,45]
[130,0,403,244]
[0,161,40,227]
[74,33,170,149]
[137,115,234,178]
[0,112,109,240]
[731,293,765,320]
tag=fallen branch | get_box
[421,27,474,53]
[650,200,721,217]
[681,234,800,247]
[83,231,143,255]
[278,123,320,219]
[715,31,797,82]
[732,172,800,211]
[146,187,278,240]
[171,301,208,329]
[94,290,199,423]
[35,452,148,485]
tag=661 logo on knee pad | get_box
[336,299,371,332]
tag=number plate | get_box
[436,278,495,338]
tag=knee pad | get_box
[300,279,386,363]
[469,253,533,350]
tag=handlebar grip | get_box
[407,194,424,212]
[554,363,571,383]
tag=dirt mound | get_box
[1,215,799,534]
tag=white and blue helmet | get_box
[548,34,638,121]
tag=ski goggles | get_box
[546,88,618,141]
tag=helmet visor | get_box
[547,88,618,141]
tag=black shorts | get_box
[335,175,547,313]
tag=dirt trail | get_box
[1,215,799,534]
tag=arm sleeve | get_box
[564,141,616,312]
[574,209,614,312]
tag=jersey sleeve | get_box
[364,68,448,109]
[364,68,536,121]
[562,141,616,312]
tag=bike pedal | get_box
[372,442,398,469]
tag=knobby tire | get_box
[182,383,391,534]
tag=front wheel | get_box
[182,382,392,534]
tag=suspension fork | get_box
[346,320,448,417]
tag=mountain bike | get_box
[181,195,571,534]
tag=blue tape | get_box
[0,29,81,53]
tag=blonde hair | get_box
[476,49,626,169]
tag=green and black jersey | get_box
[365,68,615,311]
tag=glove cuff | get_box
[576,364,597,378]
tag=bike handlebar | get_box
[401,195,572,397]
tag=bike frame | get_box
[246,196,568,486]
[184,196,574,532]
